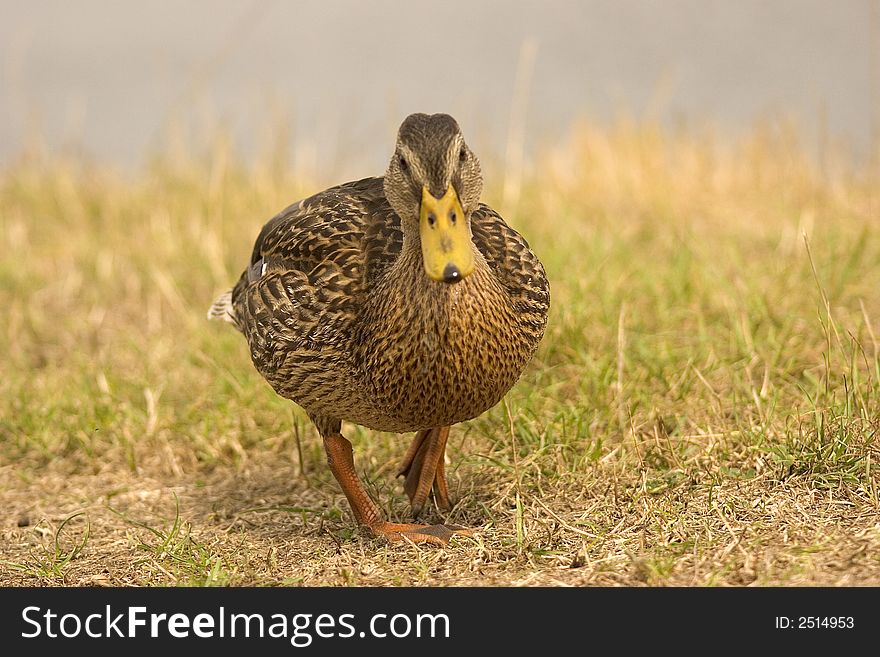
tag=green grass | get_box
[1,117,879,586]
[0,512,90,581]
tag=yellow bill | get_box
[419,185,475,283]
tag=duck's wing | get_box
[470,204,551,346]
[223,176,400,376]
[245,178,378,271]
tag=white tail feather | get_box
[207,289,237,324]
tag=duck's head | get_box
[384,113,483,284]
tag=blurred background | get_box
[2,0,878,178]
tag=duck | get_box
[208,113,550,544]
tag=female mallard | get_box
[209,113,550,544]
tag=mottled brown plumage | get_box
[209,113,549,544]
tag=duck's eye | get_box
[459,147,467,162]
[399,156,408,171]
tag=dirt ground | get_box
[3,431,879,587]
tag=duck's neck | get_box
[392,231,486,306]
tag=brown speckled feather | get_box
[223,174,549,434]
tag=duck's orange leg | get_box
[323,433,470,545]
[397,426,452,516]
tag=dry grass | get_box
[2,118,879,586]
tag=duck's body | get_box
[210,114,549,544]
[219,176,547,434]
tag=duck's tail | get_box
[207,288,237,325]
